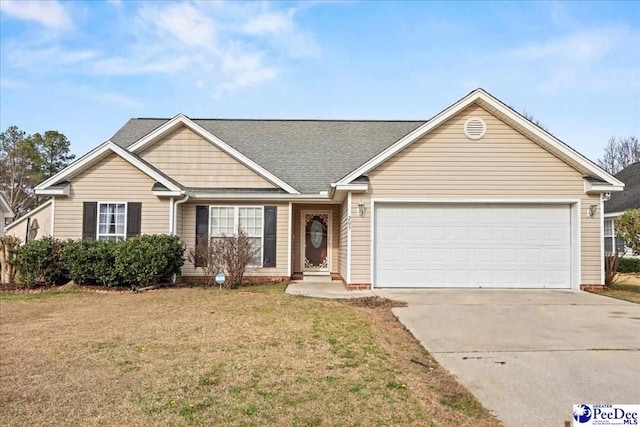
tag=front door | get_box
[302,212,330,272]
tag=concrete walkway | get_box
[285,280,375,299]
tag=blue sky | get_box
[1,0,639,162]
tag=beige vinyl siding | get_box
[54,153,169,240]
[175,200,184,237]
[140,126,276,189]
[4,201,53,243]
[350,103,602,285]
[291,204,341,275]
[181,201,289,277]
[339,197,349,281]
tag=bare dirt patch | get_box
[617,273,640,286]
[341,296,408,309]
[0,284,500,427]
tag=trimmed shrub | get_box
[114,234,185,287]
[13,237,65,287]
[61,239,96,284]
[618,257,640,274]
[92,240,122,287]
[13,234,184,288]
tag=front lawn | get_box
[0,284,499,426]
[602,273,640,304]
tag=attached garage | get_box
[374,203,575,289]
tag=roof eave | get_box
[584,180,625,194]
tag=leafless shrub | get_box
[604,251,622,286]
[188,230,256,289]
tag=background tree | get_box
[598,136,639,174]
[0,126,75,216]
[616,209,640,256]
[0,126,40,216]
[520,110,549,131]
[30,131,75,179]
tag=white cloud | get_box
[88,55,191,76]
[6,45,99,70]
[512,27,629,62]
[217,50,280,92]
[242,10,294,35]
[505,26,640,93]
[0,77,30,90]
[138,3,217,47]
[1,1,319,94]
[0,0,73,30]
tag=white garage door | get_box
[374,203,572,288]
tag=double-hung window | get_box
[209,206,263,266]
[98,202,126,241]
[604,219,625,254]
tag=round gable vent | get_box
[464,117,487,140]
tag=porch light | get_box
[588,204,598,217]
[357,201,366,217]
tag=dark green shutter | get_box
[263,206,277,267]
[195,206,209,267]
[82,202,97,240]
[127,202,142,238]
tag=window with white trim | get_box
[604,219,625,253]
[209,206,263,266]
[98,202,126,241]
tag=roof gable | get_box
[35,142,182,193]
[0,192,15,217]
[139,126,277,189]
[336,89,624,190]
[126,114,300,194]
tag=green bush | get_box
[60,239,96,284]
[114,234,185,287]
[13,237,65,287]
[618,258,640,273]
[92,240,122,287]
[14,234,185,288]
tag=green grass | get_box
[0,284,499,427]
[602,282,640,304]
[0,287,82,302]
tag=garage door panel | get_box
[375,203,571,288]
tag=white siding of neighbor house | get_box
[349,103,602,285]
[4,202,53,243]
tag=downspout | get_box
[173,193,190,236]
[171,193,190,285]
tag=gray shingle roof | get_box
[605,162,640,213]
[110,118,426,193]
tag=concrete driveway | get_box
[374,289,640,427]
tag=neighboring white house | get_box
[0,193,16,235]
[604,162,639,256]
